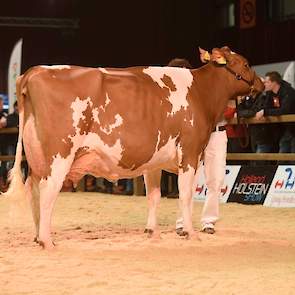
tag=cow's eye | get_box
[244,63,249,68]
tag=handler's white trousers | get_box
[200,129,227,226]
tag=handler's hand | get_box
[255,109,264,120]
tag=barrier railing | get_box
[227,114,295,125]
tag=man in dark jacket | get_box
[0,96,8,191]
[256,72,295,153]
[238,91,282,153]
[0,101,19,191]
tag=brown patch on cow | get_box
[161,74,177,92]
[75,146,90,159]
[78,102,94,135]
[59,136,74,158]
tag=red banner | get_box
[240,0,256,29]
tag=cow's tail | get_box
[2,75,27,213]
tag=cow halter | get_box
[224,65,255,93]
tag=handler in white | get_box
[176,119,228,234]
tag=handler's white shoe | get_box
[201,223,215,234]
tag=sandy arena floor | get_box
[0,192,295,295]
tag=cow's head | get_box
[199,46,264,96]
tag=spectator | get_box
[112,179,133,195]
[0,95,7,128]
[167,58,192,69]
[4,101,19,171]
[0,96,8,191]
[237,92,282,155]
[258,72,295,154]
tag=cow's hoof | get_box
[38,240,56,250]
[33,236,39,244]
[176,227,187,236]
[144,228,154,238]
[180,230,190,238]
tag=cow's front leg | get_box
[176,165,201,236]
[38,178,63,250]
[178,165,199,239]
[143,169,161,238]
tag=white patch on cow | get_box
[190,118,194,126]
[99,67,109,74]
[99,93,111,112]
[43,98,125,183]
[155,131,161,150]
[41,65,71,70]
[99,68,134,76]
[105,93,111,107]
[141,135,177,173]
[70,98,123,166]
[40,153,73,191]
[100,114,123,135]
[70,97,93,128]
[143,67,193,115]
[92,108,100,124]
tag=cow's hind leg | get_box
[178,166,199,240]
[25,175,41,243]
[176,168,200,236]
[38,177,64,250]
[143,169,161,238]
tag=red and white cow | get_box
[5,47,263,249]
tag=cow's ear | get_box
[211,48,227,65]
[221,46,232,54]
[199,47,211,63]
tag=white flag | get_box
[8,38,23,113]
[283,61,295,89]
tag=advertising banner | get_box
[264,166,295,207]
[283,61,295,88]
[227,165,277,204]
[193,165,241,203]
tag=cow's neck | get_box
[191,63,238,126]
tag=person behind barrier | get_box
[237,91,282,155]
[259,72,295,154]
[0,96,8,191]
[4,101,19,167]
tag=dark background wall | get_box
[0,0,294,93]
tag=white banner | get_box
[264,166,295,208]
[8,38,23,113]
[193,165,241,203]
[283,61,295,88]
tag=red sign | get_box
[240,0,256,29]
